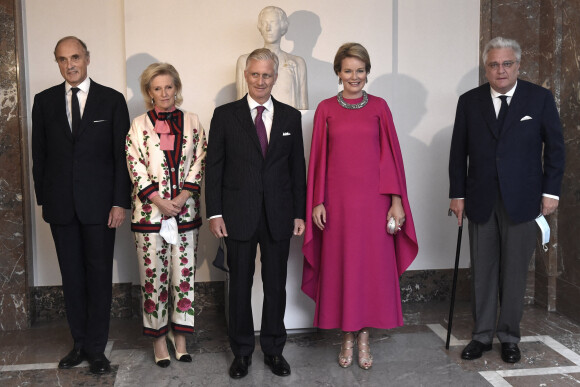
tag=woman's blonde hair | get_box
[140,63,183,110]
[333,42,371,75]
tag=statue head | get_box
[257,6,289,44]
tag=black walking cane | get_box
[446,209,463,350]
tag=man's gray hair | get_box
[483,37,521,64]
[245,48,279,74]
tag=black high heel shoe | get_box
[154,337,171,368]
[167,330,192,362]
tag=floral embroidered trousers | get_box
[133,229,198,337]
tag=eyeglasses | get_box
[487,61,517,70]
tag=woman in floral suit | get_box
[126,63,206,367]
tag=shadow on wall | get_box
[368,67,478,265]
[126,53,160,120]
[214,83,237,108]
[286,10,336,108]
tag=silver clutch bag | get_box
[387,217,397,235]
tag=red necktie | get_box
[255,106,268,157]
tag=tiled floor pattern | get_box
[2,302,580,386]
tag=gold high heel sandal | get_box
[357,330,373,370]
[154,336,170,368]
[338,332,356,368]
[167,330,192,362]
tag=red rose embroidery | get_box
[179,282,190,292]
[142,204,152,213]
[177,298,191,312]
[144,299,156,313]
[146,268,154,278]
[181,257,188,265]
[144,282,154,294]
[181,268,190,276]
[159,290,168,303]
[160,273,167,283]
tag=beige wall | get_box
[23,0,480,286]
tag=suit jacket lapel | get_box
[267,98,287,158]
[234,97,263,156]
[501,81,527,136]
[478,85,499,139]
[78,79,100,138]
[57,83,74,141]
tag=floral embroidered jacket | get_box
[126,109,207,232]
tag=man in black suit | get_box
[449,37,565,363]
[205,48,306,379]
[31,36,130,374]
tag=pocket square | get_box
[282,132,291,136]
[93,119,107,123]
[520,116,532,121]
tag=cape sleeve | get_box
[301,102,328,300]
[378,99,419,276]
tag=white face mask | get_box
[160,217,179,245]
[535,215,550,252]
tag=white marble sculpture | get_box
[236,6,309,110]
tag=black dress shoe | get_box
[264,354,291,377]
[229,356,251,379]
[87,353,111,375]
[58,348,85,369]
[461,340,492,360]
[501,343,521,363]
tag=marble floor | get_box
[2,301,580,386]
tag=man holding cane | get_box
[448,37,565,363]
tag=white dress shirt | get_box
[65,77,90,130]
[247,94,274,142]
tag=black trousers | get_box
[50,214,115,354]
[225,208,290,356]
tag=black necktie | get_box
[71,87,81,138]
[497,95,508,134]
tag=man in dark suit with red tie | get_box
[449,37,565,363]
[205,48,306,379]
[32,36,130,374]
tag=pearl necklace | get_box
[337,90,368,109]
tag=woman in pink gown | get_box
[302,43,418,370]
